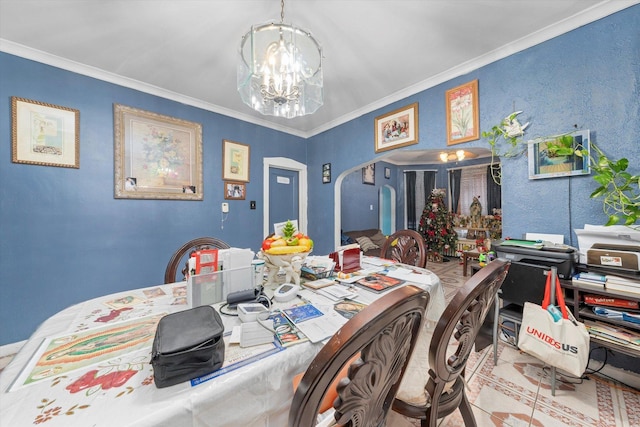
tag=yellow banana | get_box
[265,245,310,255]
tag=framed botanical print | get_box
[11,97,80,168]
[445,79,479,145]
[114,104,203,200]
[222,140,250,182]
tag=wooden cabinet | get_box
[560,280,640,358]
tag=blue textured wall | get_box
[307,6,639,254]
[1,6,639,345]
[0,54,306,345]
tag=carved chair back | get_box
[289,285,430,427]
[393,259,510,426]
[380,229,427,268]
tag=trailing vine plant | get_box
[480,111,529,185]
[481,112,639,228]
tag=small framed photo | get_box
[446,79,479,145]
[222,139,250,182]
[114,104,202,200]
[11,97,80,168]
[528,130,591,180]
[224,181,246,200]
[322,163,331,184]
[374,102,419,153]
[384,167,391,179]
[362,163,375,185]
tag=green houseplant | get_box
[481,112,639,228]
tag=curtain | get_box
[405,172,416,229]
[415,173,425,228]
[459,166,487,215]
[449,169,462,214]
[405,171,435,230]
[486,164,502,214]
[423,171,436,201]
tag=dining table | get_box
[0,256,446,427]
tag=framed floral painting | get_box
[445,79,479,145]
[114,104,203,200]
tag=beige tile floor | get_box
[402,259,640,427]
[426,339,640,427]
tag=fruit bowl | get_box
[257,251,310,287]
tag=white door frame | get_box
[263,157,308,237]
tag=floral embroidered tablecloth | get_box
[0,262,445,426]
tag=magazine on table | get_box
[354,273,405,293]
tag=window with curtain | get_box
[458,166,487,215]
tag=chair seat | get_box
[397,324,433,405]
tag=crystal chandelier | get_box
[237,0,323,118]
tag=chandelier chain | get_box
[280,0,285,22]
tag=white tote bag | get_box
[517,273,590,377]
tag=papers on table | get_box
[292,310,349,343]
[385,266,438,286]
[316,285,359,301]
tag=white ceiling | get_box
[0,0,635,144]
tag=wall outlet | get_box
[222,202,229,213]
[250,201,256,209]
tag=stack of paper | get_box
[605,274,640,296]
[584,320,640,347]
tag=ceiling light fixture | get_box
[237,0,323,118]
[440,150,467,163]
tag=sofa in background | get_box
[342,229,388,257]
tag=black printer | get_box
[494,241,578,279]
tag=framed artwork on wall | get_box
[445,79,479,145]
[224,181,246,200]
[528,130,591,180]
[222,139,250,182]
[322,163,331,184]
[362,163,375,185]
[374,102,419,153]
[11,96,80,168]
[113,104,203,200]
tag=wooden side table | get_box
[462,248,481,276]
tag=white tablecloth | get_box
[0,261,445,426]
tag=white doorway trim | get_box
[263,157,308,238]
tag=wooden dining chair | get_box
[379,229,427,268]
[289,285,430,427]
[392,259,510,427]
[163,237,231,284]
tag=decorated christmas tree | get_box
[418,188,458,261]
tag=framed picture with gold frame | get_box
[374,103,419,153]
[445,79,479,145]
[222,140,250,182]
[113,104,203,200]
[11,97,80,168]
